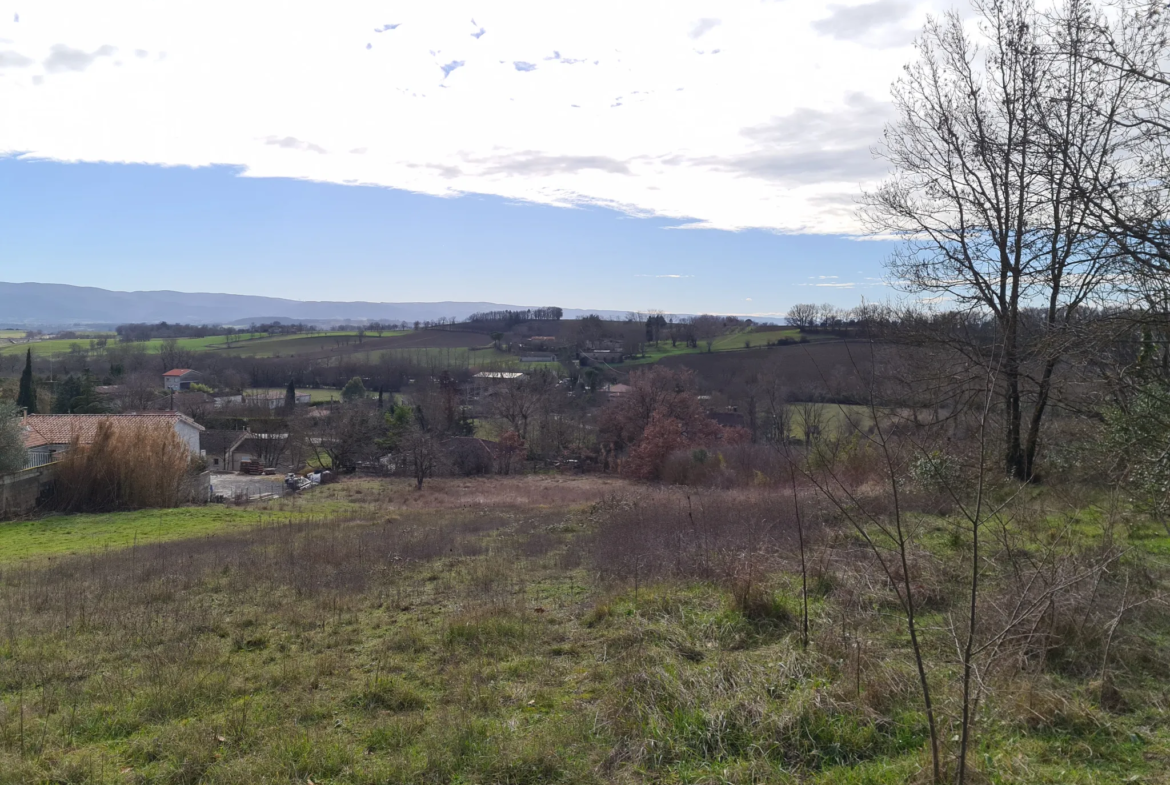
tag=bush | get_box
[49,419,197,511]
[0,402,25,474]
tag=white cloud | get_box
[0,0,942,234]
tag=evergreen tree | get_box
[15,350,35,411]
[52,372,108,414]
[52,375,84,413]
[284,380,296,410]
[341,376,367,402]
[16,349,36,413]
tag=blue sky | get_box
[0,0,945,314]
[0,158,894,315]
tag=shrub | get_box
[0,402,24,474]
[49,419,196,511]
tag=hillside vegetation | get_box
[0,476,1166,784]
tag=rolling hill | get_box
[0,282,633,327]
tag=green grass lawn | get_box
[0,506,275,563]
[0,484,382,564]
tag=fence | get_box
[23,450,60,469]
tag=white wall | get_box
[173,420,202,454]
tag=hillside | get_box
[0,282,633,327]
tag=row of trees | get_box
[466,307,565,326]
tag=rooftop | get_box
[163,368,198,377]
[23,412,204,449]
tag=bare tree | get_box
[308,404,382,473]
[691,314,721,353]
[158,339,195,373]
[864,0,1128,481]
[400,423,440,489]
[786,303,819,330]
[122,372,163,411]
[491,371,554,440]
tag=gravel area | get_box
[209,473,286,500]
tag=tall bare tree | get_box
[864,0,1129,480]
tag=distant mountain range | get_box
[0,282,635,328]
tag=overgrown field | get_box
[0,477,1166,784]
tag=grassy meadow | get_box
[0,476,1166,784]
[623,327,826,366]
[0,332,375,359]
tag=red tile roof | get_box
[163,369,197,377]
[22,413,203,449]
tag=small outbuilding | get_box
[163,369,202,392]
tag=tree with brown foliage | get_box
[602,366,723,479]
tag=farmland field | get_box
[624,328,830,366]
[657,339,872,389]
[244,387,373,403]
[0,331,395,358]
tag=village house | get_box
[21,412,205,468]
[199,430,248,471]
[199,429,291,471]
[241,390,312,409]
[163,368,203,392]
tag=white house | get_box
[163,369,203,392]
[241,390,313,409]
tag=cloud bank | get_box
[0,0,941,234]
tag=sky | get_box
[0,0,956,316]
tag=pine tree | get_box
[16,349,37,413]
[284,380,296,410]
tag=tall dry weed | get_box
[49,419,195,511]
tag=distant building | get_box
[163,369,202,392]
[200,430,248,471]
[605,383,633,399]
[241,390,312,409]
[473,372,525,381]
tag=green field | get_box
[0,477,1166,783]
[245,387,372,403]
[218,332,401,357]
[624,327,816,366]
[0,506,277,563]
[0,331,374,358]
[0,483,382,564]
